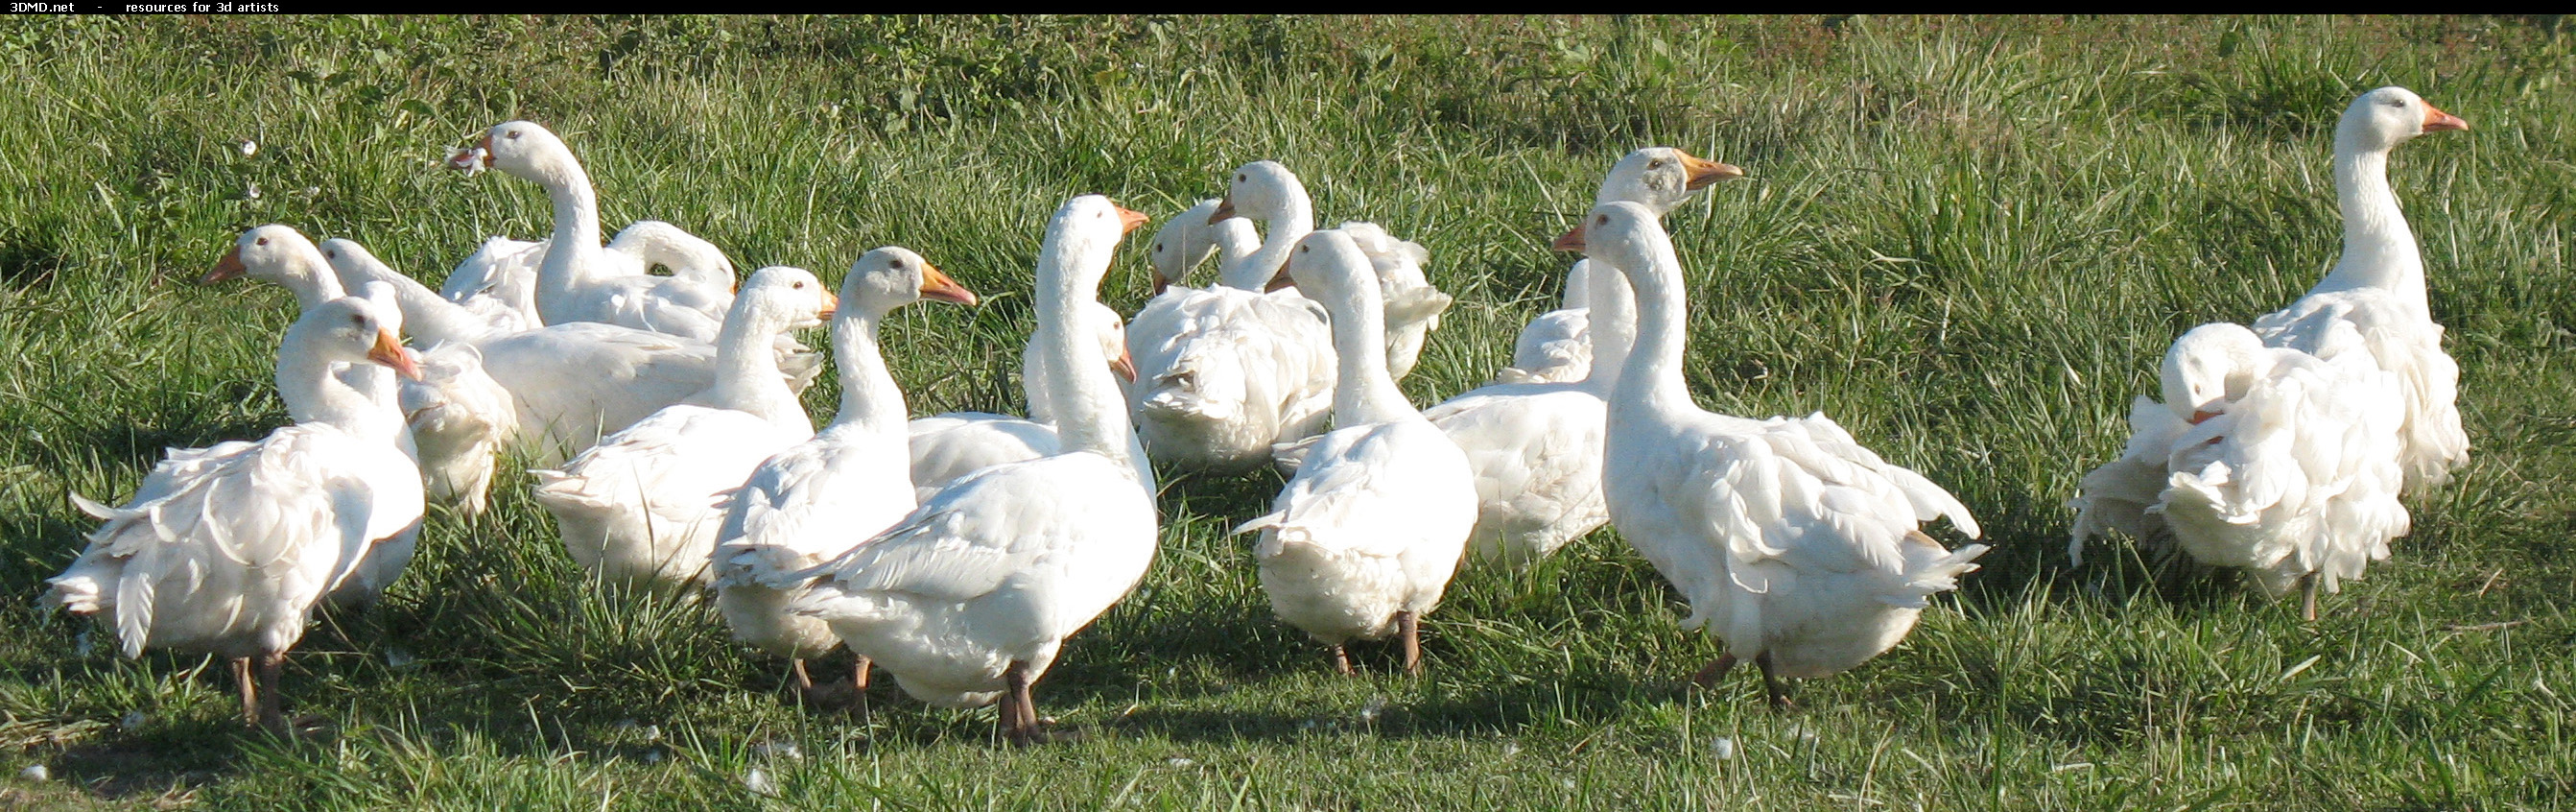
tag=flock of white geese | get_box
[38,86,2470,741]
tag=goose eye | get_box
[1647,159,1665,169]
[506,131,522,139]
[324,250,337,259]
[793,281,806,289]
[1152,242,1164,252]
[889,259,904,270]
[349,314,366,327]
[256,237,270,246]
[1595,215,1608,226]
[1237,174,1246,181]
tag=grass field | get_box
[2,14,2572,810]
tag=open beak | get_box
[918,264,979,305]
[1111,346,1137,382]
[2422,104,2469,132]
[1682,153,1749,189]
[1116,205,1150,235]
[370,330,422,380]
[445,134,493,172]
[1207,196,1236,225]
[2188,409,2221,424]
[1551,224,1589,252]
[202,245,248,283]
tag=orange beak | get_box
[1551,224,1589,252]
[446,133,493,171]
[1681,153,1748,189]
[918,263,979,305]
[369,330,422,380]
[1264,266,1297,293]
[2188,409,2221,424]
[1115,205,1150,235]
[1208,196,1237,225]
[202,245,248,283]
[817,291,839,319]
[1151,275,1170,297]
[1111,346,1137,382]
[2422,104,2469,132]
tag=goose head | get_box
[610,222,739,292]
[454,120,578,183]
[2160,322,2269,424]
[1280,229,1377,302]
[206,225,342,307]
[1210,160,1306,225]
[287,294,421,382]
[1146,199,1225,294]
[1553,201,1663,268]
[839,246,977,318]
[736,266,839,332]
[2337,87,2468,154]
[1043,195,1150,296]
[1597,147,1746,214]
[1082,301,1137,382]
[316,237,402,294]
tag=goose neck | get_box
[2321,146,2429,316]
[702,301,799,427]
[532,159,602,322]
[1221,200,1313,291]
[1578,257,1636,397]
[1321,275,1417,425]
[1609,246,1697,418]
[825,309,908,439]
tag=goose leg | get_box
[1691,653,1739,688]
[1396,611,1422,677]
[1002,660,1037,745]
[254,651,289,734]
[1331,644,1355,677]
[791,658,814,693]
[854,657,871,691]
[1756,651,1793,710]
[231,657,259,728]
[2301,573,2320,622]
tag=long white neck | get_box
[1579,256,1636,398]
[531,152,602,324]
[336,253,495,347]
[1562,258,1595,310]
[2315,143,2429,319]
[699,299,801,429]
[1611,238,1698,418]
[277,253,347,313]
[1320,265,1417,426]
[1220,196,1312,291]
[1035,251,1141,476]
[824,307,907,441]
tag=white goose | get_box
[1238,228,1477,675]
[713,249,976,700]
[2250,86,2470,495]
[1420,149,1747,565]
[449,121,736,341]
[1125,161,1338,474]
[1336,221,1453,381]
[42,294,422,733]
[1578,202,1985,706]
[793,196,1158,744]
[906,301,1152,499]
[531,267,835,590]
[442,220,737,326]
[2070,322,2409,618]
[1492,147,1745,385]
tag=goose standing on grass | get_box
[1492,147,1746,385]
[1420,149,1747,565]
[41,294,422,734]
[447,121,737,342]
[905,301,1152,498]
[2250,86,2470,495]
[2069,322,2409,619]
[1238,229,1477,676]
[793,196,1157,744]
[532,267,836,590]
[1126,161,1338,474]
[1573,202,1985,707]
[713,249,976,703]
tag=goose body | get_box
[1241,229,1476,673]
[2253,86,2470,495]
[41,294,422,730]
[2071,323,2409,612]
[715,250,974,678]
[795,197,1157,741]
[906,301,1152,497]
[531,267,835,589]
[1580,202,1983,703]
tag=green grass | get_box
[3,14,2573,810]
